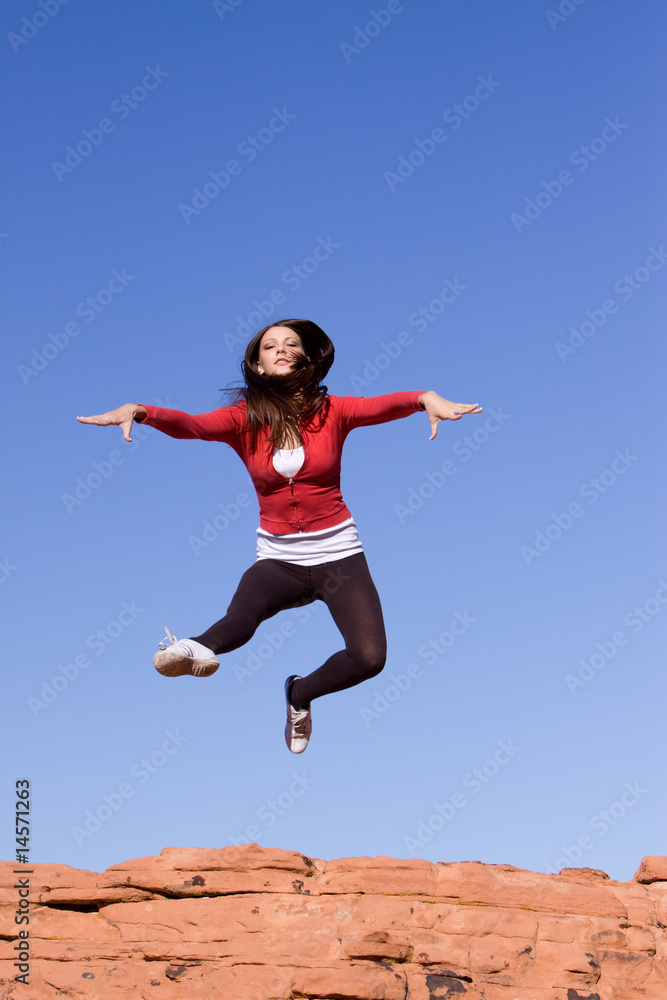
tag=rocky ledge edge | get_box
[1,847,666,999]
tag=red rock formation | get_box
[1,846,665,998]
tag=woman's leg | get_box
[289,553,387,709]
[191,559,312,655]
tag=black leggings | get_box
[191,552,386,710]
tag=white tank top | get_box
[255,447,364,565]
[271,446,305,478]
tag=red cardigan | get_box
[139,392,425,534]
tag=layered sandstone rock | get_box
[1,846,665,999]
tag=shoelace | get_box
[291,708,310,735]
[157,623,178,651]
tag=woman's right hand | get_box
[76,404,147,443]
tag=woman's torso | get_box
[255,443,363,563]
[237,400,352,535]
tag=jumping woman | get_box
[77,319,481,753]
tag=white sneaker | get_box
[153,625,219,678]
[284,675,312,754]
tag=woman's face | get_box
[256,327,308,376]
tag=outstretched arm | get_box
[337,391,482,436]
[77,404,146,442]
[418,391,482,440]
[78,402,243,443]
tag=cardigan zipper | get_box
[288,477,303,532]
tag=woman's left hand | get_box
[418,391,483,440]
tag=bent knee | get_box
[353,645,387,681]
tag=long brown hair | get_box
[238,319,334,454]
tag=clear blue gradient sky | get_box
[2,0,665,880]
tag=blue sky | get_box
[2,0,665,882]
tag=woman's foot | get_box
[153,625,219,677]
[284,675,312,753]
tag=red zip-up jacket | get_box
[139,391,425,534]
